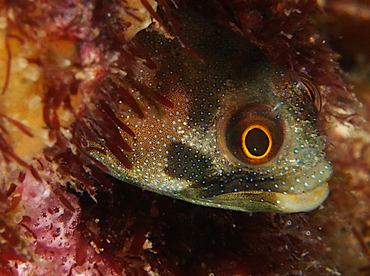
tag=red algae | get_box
[0,0,369,275]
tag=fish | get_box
[87,9,333,213]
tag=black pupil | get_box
[245,128,269,157]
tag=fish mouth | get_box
[195,182,330,213]
[177,158,333,213]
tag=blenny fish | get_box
[87,10,333,213]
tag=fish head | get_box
[87,10,333,213]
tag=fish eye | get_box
[298,77,321,111]
[241,124,272,159]
[222,105,285,166]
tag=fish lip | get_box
[201,182,330,213]
[270,182,330,212]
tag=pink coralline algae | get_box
[6,171,123,275]
[13,172,80,275]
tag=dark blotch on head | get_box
[165,142,212,180]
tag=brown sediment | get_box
[0,0,369,275]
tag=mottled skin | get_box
[88,11,332,212]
